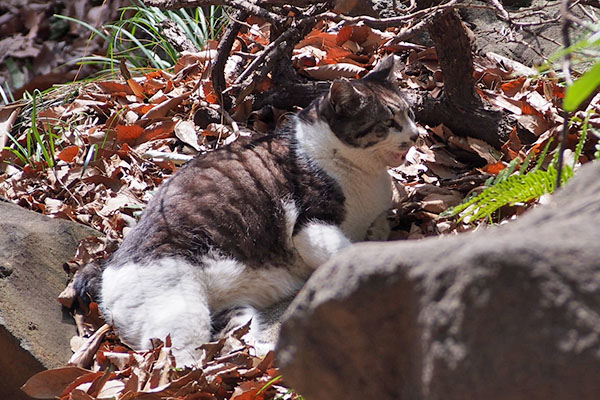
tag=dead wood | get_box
[425,9,510,148]
[159,19,200,53]
[224,10,324,106]
[212,9,248,109]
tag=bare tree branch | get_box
[212,9,248,109]
[487,0,511,22]
[159,19,200,52]
[225,15,320,105]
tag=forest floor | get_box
[2,1,600,400]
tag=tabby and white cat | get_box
[79,57,418,366]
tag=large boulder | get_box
[0,201,99,400]
[277,161,600,400]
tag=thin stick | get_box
[557,0,573,190]
[487,0,511,22]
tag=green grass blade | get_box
[532,138,553,172]
[108,23,166,69]
[54,14,109,41]
[30,91,54,167]
[518,147,536,174]
[256,375,282,396]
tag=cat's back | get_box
[115,133,299,267]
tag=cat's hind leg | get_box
[100,257,212,367]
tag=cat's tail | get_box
[73,261,103,306]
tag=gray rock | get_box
[0,201,100,400]
[460,0,588,68]
[277,161,600,400]
[372,0,586,68]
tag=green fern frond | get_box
[441,129,589,224]
[448,166,558,222]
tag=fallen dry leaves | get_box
[0,0,128,98]
[23,326,287,400]
[2,12,600,400]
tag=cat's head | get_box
[318,56,418,167]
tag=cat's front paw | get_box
[366,212,391,241]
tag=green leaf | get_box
[564,61,600,111]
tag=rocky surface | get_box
[372,0,584,68]
[0,200,99,400]
[460,0,569,68]
[277,161,600,400]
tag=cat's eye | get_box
[383,119,393,127]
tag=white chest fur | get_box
[339,169,391,241]
[294,119,392,241]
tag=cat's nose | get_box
[409,129,419,142]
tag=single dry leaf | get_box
[501,126,523,160]
[129,103,154,116]
[117,124,144,142]
[480,90,523,114]
[57,145,80,163]
[296,29,337,51]
[21,367,91,399]
[501,76,527,97]
[57,278,77,308]
[202,123,232,138]
[101,352,132,371]
[303,63,365,80]
[141,93,188,120]
[484,161,507,175]
[517,114,551,136]
[135,120,177,144]
[127,78,145,99]
[86,366,115,398]
[174,120,200,151]
[486,52,537,77]
[95,81,133,95]
[467,137,502,164]
[422,192,462,213]
[69,324,111,368]
[202,81,219,104]
[231,386,263,400]
[336,24,371,46]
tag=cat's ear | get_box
[328,78,363,115]
[363,55,398,82]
